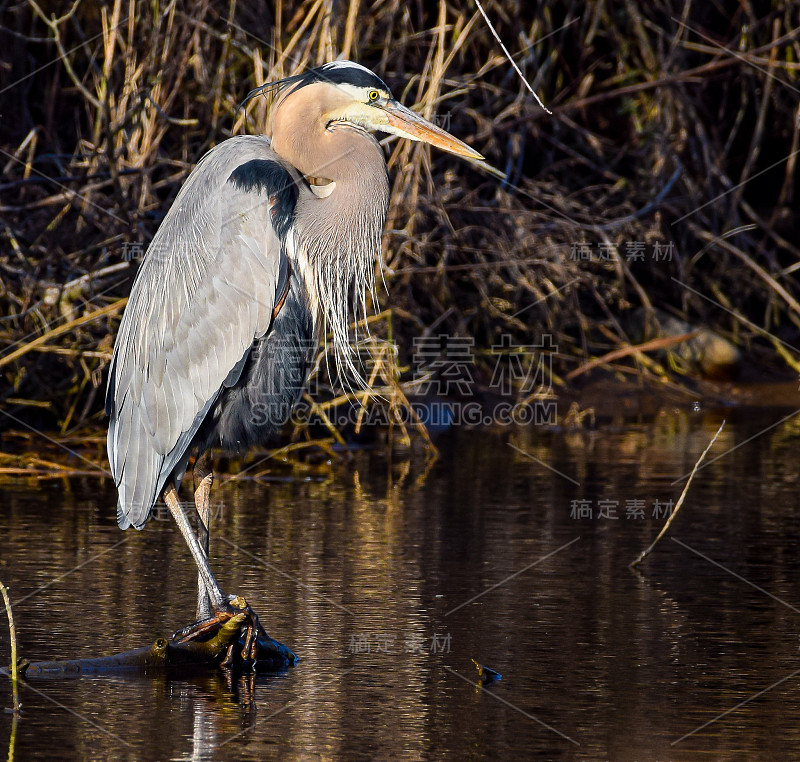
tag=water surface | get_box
[2,404,800,759]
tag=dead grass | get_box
[1,0,800,448]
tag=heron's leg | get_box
[163,484,226,612]
[193,451,214,620]
[165,483,298,667]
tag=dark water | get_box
[2,404,800,760]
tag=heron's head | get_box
[251,61,483,167]
[245,62,482,384]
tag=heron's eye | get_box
[368,90,380,102]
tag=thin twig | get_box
[0,581,20,713]
[630,421,726,568]
[474,0,551,114]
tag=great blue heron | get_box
[106,60,482,663]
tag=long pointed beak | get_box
[380,100,484,161]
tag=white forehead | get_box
[330,82,379,101]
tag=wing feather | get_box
[107,136,299,528]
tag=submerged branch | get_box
[630,421,726,568]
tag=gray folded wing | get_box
[106,136,298,528]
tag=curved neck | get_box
[268,85,390,373]
[270,88,389,209]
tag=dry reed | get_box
[1,0,799,456]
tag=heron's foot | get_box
[171,596,297,670]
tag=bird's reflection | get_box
[150,669,287,760]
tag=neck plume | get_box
[269,84,390,386]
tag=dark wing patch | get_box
[229,159,298,241]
